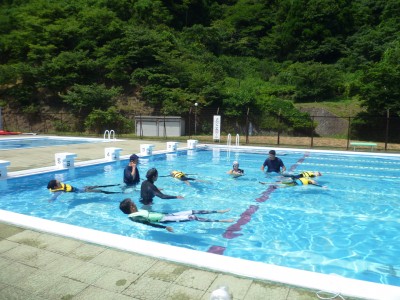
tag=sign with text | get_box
[213,115,221,141]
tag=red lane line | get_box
[207,153,310,254]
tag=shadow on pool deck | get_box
[0,138,363,299]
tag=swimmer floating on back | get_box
[119,198,234,232]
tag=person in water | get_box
[47,180,120,202]
[261,150,286,173]
[260,177,327,188]
[170,170,204,186]
[227,161,244,177]
[140,168,184,206]
[123,154,140,187]
[119,198,234,232]
[282,171,322,179]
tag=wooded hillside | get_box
[1,0,399,139]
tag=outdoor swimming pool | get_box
[1,146,400,291]
[0,136,106,150]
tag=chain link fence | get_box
[1,108,399,152]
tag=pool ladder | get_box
[227,133,240,147]
[226,134,240,160]
[103,129,116,141]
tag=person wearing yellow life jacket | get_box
[259,176,327,188]
[282,171,322,179]
[170,170,202,186]
[119,198,234,232]
[47,180,121,202]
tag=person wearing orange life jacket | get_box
[47,180,120,202]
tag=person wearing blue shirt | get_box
[260,150,286,173]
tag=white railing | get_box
[226,133,232,160]
[103,129,116,141]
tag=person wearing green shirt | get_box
[119,198,234,232]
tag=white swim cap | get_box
[233,161,239,166]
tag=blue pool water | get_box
[0,137,104,150]
[1,148,399,286]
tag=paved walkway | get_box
[0,137,359,299]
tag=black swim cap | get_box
[269,150,276,155]
[146,168,158,179]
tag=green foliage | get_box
[359,41,400,115]
[84,106,133,133]
[61,84,122,115]
[256,95,314,134]
[275,62,342,102]
[53,120,72,132]
[1,0,400,139]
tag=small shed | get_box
[135,116,185,137]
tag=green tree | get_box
[275,62,342,102]
[61,83,122,116]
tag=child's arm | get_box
[132,217,174,232]
[48,191,63,202]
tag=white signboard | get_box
[213,115,221,141]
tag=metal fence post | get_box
[385,109,390,151]
[245,107,249,144]
[310,116,314,148]
[188,107,192,139]
[277,110,281,145]
[139,114,143,139]
[163,115,167,139]
[346,117,351,150]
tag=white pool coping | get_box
[2,144,400,300]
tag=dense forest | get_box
[0,0,399,139]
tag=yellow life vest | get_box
[171,171,185,179]
[50,183,73,192]
[298,178,310,185]
[300,171,316,178]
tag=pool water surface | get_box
[0,136,106,150]
[0,148,399,287]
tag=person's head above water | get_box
[119,198,137,214]
[129,154,139,162]
[233,161,239,168]
[47,180,59,190]
[146,168,158,181]
[268,149,276,160]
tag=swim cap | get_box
[269,150,276,155]
[146,168,158,179]
[233,161,239,166]
[129,154,139,161]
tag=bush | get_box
[84,107,133,134]
[53,120,72,132]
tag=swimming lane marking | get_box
[207,152,310,254]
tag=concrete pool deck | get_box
[0,138,366,299]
